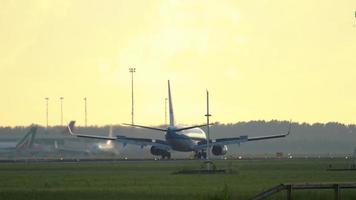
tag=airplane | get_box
[67,80,291,159]
[0,125,40,154]
[61,124,120,155]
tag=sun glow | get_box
[1,1,356,126]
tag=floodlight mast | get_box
[129,67,136,125]
[205,90,212,169]
[60,97,64,126]
[45,97,49,129]
[84,97,87,127]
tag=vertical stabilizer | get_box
[168,80,175,127]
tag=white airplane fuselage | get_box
[165,126,206,152]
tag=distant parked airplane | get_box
[0,126,39,153]
[68,80,290,159]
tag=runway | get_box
[0,157,201,164]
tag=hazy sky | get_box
[1,0,356,126]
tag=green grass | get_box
[0,159,355,200]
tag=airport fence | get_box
[250,182,356,200]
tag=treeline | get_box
[0,120,355,155]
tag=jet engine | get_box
[150,146,171,158]
[212,145,228,156]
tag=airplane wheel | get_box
[197,152,202,159]
[193,152,198,159]
[194,151,206,159]
[161,152,171,160]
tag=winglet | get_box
[286,119,292,136]
[66,121,76,135]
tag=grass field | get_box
[0,159,355,200]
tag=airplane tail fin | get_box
[64,121,76,135]
[16,126,37,149]
[168,80,175,127]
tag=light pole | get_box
[45,97,49,129]
[84,97,87,127]
[129,67,136,125]
[60,97,64,126]
[205,90,212,169]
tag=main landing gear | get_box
[194,151,207,159]
[161,152,171,159]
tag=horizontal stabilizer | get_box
[175,124,208,132]
[122,123,167,132]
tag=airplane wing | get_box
[195,122,291,150]
[67,121,171,150]
[71,133,117,140]
[115,136,170,150]
[74,133,170,150]
[247,133,289,141]
[195,132,289,150]
[67,123,117,140]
